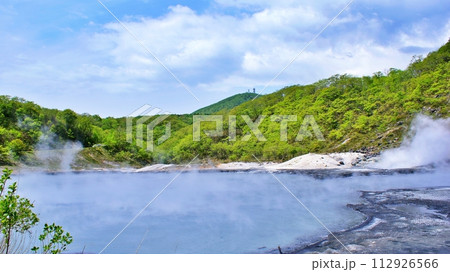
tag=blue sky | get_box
[1,0,449,117]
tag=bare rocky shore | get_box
[282,187,450,254]
[134,152,377,172]
[16,152,436,181]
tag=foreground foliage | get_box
[31,223,73,254]
[0,168,72,253]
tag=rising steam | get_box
[35,127,82,171]
[374,114,450,169]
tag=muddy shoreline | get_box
[281,187,450,254]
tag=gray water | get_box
[16,169,449,254]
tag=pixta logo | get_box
[126,105,171,151]
[127,104,325,150]
[193,115,324,142]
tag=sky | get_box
[1,0,449,117]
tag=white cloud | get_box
[214,0,349,10]
[85,2,450,91]
[398,19,450,49]
[86,4,338,88]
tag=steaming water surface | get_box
[17,169,449,253]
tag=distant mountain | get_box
[192,93,258,115]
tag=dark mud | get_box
[288,187,450,254]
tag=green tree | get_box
[0,168,38,253]
[8,139,29,159]
[0,168,73,254]
[31,223,73,254]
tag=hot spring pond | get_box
[16,169,449,253]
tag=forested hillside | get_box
[0,98,191,166]
[0,41,449,167]
[156,40,449,162]
[192,93,258,115]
